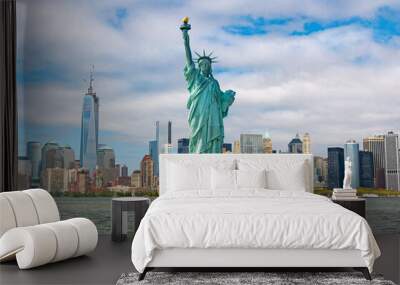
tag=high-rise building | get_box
[77,169,90,193]
[42,168,68,193]
[131,170,142,188]
[168,121,172,145]
[363,135,386,188]
[344,140,360,188]
[66,168,78,192]
[80,68,99,175]
[177,138,189,154]
[328,147,344,189]
[376,168,386,189]
[27,141,41,185]
[288,134,303,153]
[303,133,311,154]
[115,164,121,177]
[149,140,159,176]
[233,140,240,154]
[62,145,75,169]
[161,143,173,154]
[96,168,118,188]
[94,168,103,188]
[263,132,272,154]
[314,156,325,185]
[141,155,154,189]
[121,165,128,177]
[240,134,263,153]
[17,156,32,190]
[40,145,75,191]
[384,131,400,191]
[156,120,160,143]
[359,151,374,188]
[222,143,232,153]
[41,141,59,171]
[117,176,130,186]
[44,148,64,169]
[153,121,160,176]
[263,138,273,153]
[97,145,115,169]
[322,158,329,183]
[96,145,117,186]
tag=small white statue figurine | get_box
[343,156,352,189]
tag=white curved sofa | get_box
[0,189,98,269]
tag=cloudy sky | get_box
[17,0,400,171]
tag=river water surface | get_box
[55,197,400,235]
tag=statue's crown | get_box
[195,50,218,63]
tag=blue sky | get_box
[17,0,400,171]
[222,6,400,41]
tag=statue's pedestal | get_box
[332,188,357,200]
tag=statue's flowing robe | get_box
[184,63,235,153]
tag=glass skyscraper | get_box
[168,121,172,145]
[328,147,344,189]
[344,140,360,188]
[121,165,128,177]
[80,70,99,174]
[149,140,159,177]
[96,145,115,169]
[178,138,189,153]
[359,151,374,188]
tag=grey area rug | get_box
[116,272,396,285]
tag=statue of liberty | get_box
[180,17,235,153]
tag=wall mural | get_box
[16,0,400,234]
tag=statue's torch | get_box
[180,16,191,31]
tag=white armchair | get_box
[0,189,98,269]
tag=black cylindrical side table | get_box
[111,197,150,242]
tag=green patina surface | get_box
[181,19,235,153]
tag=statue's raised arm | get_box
[179,17,235,154]
[180,17,193,67]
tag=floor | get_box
[0,234,399,285]
[0,235,134,285]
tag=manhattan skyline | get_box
[16,0,400,170]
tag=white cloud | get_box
[17,0,400,168]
